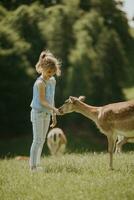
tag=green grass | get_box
[130,27,134,37]
[123,87,134,100]
[0,153,134,200]
[0,86,133,199]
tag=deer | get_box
[47,128,67,156]
[115,135,134,153]
[58,96,134,170]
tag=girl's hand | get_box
[50,114,57,128]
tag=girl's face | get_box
[43,67,56,80]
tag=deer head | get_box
[58,96,85,115]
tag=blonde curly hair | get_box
[35,50,61,76]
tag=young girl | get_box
[30,50,61,171]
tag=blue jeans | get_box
[30,109,51,168]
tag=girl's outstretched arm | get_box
[38,81,59,114]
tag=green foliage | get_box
[66,11,103,100]
[42,5,71,65]
[0,0,62,10]
[123,87,134,100]
[90,0,131,47]
[125,33,134,86]
[0,22,32,135]
[79,0,91,11]
[67,11,127,105]
[0,5,7,20]
[93,28,127,104]
[40,5,76,104]
[6,3,46,65]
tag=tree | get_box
[6,3,46,66]
[93,28,127,104]
[41,4,76,105]
[90,0,131,47]
[66,11,104,102]
[67,10,127,106]
[0,5,7,20]
[0,23,32,135]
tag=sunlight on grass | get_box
[130,28,134,37]
[0,153,134,200]
[123,87,134,100]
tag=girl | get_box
[30,50,61,171]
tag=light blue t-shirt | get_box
[30,75,56,114]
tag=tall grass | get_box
[0,153,134,200]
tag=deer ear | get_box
[69,96,76,103]
[78,96,86,102]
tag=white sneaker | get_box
[37,166,43,171]
[30,166,43,172]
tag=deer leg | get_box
[107,135,116,170]
[115,137,127,153]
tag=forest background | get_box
[0,0,134,157]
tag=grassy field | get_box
[0,153,134,200]
[0,87,133,199]
[123,87,134,100]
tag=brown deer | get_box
[58,96,134,169]
[115,135,134,153]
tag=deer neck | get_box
[74,101,99,122]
